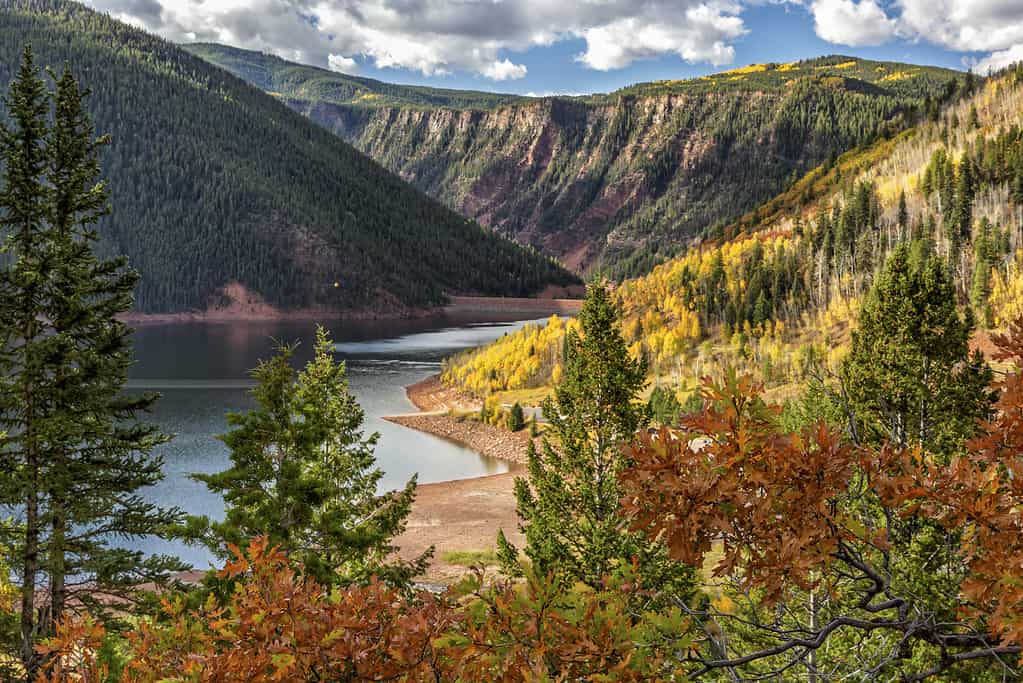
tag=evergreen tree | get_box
[0,44,51,677]
[971,218,994,327]
[648,385,681,426]
[0,51,182,677]
[507,402,525,432]
[1013,167,1023,205]
[497,285,695,599]
[842,244,994,455]
[897,189,908,231]
[181,327,429,586]
[951,159,975,245]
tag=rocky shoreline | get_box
[385,414,533,466]
[388,374,537,583]
[386,374,535,466]
[122,293,582,326]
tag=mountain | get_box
[0,0,577,315]
[184,43,530,111]
[441,64,1023,404]
[189,45,966,277]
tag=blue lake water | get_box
[126,312,549,569]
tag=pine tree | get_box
[507,402,525,432]
[181,327,429,586]
[970,218,994,327]
[44,63,184,627]
[0,52,183,677]
[1012,168,1023,205]
[897,189,908,231]
[648,385,681,426]
[0,45,50,677]
[842,244,994,455]
[951,159,975,245]
[497,284,694,599]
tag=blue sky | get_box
[357,3,978,95]
[91,0,1023,95]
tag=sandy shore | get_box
[389,374,539,584]
[403,374,479,412]
[445,295,582,316]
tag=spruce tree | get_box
[1013,168,1023,206]
[842,243,994,455]
[951,159,975,246]
[507,402,525,432]
[43,63,185,627]
[0,45,50,676]
[181,327,429,586]
[896,189,908,231]
[497,285,694,598]
[970,218,994,327]
[648,385,682,426]
[0,52,183,677]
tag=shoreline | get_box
[384,375,535,466]
[388,374,538,584]
[445,296,582,316]
[121,303,439,326]
[385,414,532,467]
[122,295,582,326]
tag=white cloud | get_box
[327,54,358,74]
[578,5,745,70]
[810,0,897,47]
[481,59,528,81]
[897,0,1023,53]
[806,0,1023,79]
[84,0,750,80]
[973,44,1023,74]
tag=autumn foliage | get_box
[37,537,456,682]
[622,322,1023,677]
[622,373,862,604]
[34,310,1023,680]
[34,538,681,682]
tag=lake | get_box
[127,311,550,569]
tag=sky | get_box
[85,0,1023,95]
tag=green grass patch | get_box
[440,549,501,567]
[492,386,554,408]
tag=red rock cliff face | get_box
[290,83,904,277]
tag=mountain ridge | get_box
[190,44,967,277]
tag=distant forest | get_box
[0,0,577,313]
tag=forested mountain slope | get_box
[443,65,1023,404]
[0,0,576,314]
[184,43,529,111]
[192,44,964,277]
